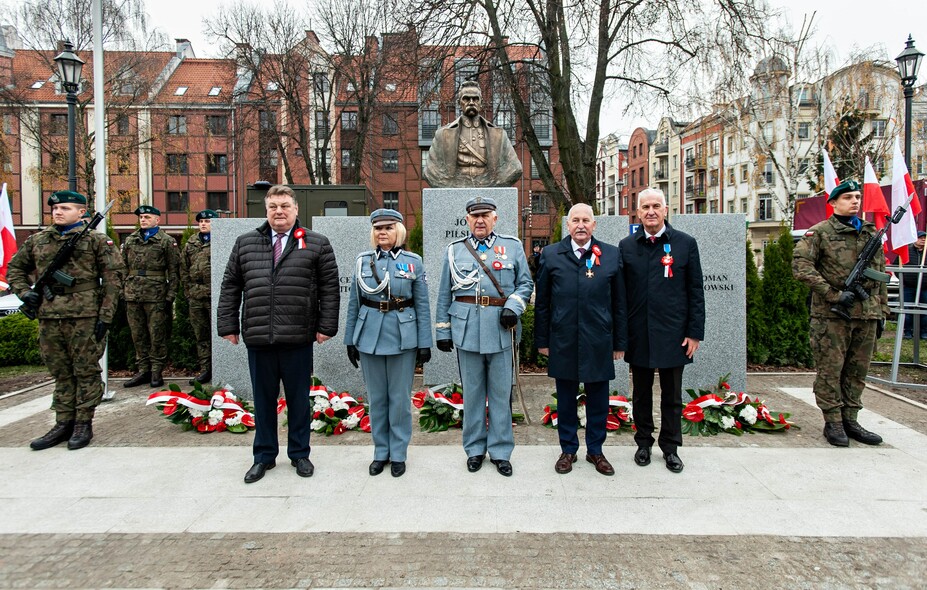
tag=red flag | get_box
[823,149,839,218]
[0,183,17,291]
[863,157,889,230]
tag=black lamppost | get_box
[896,35,924,171]
[53,40,84,192]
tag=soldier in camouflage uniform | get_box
[793,180,886,447]
[7,190,124,450]
[122,205,180,388]
[181,209,217,385]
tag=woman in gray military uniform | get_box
[345,209,433,477]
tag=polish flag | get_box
[890,138,922,264]
[823,149,839,218]
[862,156,889,231]
[0,183,17,291]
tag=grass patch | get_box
[0,365,47,378]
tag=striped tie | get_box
[273,232,285,264]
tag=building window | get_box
[207,192,228,210]
[495,109,515,142]
[531,191,551,214]
[316,148,331,177]
[531,149,550,179]
[797,122,811,140]
[875,156,886,177]
[727,168,735,186]
[760,121,773,144]
[710,200,718,213]
[672,155,678,170]
[383,113,398,135]
[341,111,357,131]
[917,155,925,175]
[167,191,188,211]
[758,194,774,221]
[382,149,398,172]
[872,119,887,138]
[685,203,693,214]
[115,190,135,213]
[726,136,734,152]
[741,164,749,183]
[207,154,228,174]
[207,115,228,135]
[49,114,67,135]
[709,169,719,186]
[727,199,734,212]
[115,114,130,136]
[797,158,810,175]
[116,153,131,174]
[420,109,440,140]
[312,73,330,95]
[341,149,353,169]
[166,153,188,174]
[421,149,429,172]
[259,110,276,131]
[533,111,551,141]
[167,115,187,135]
[2,114,15,134]
[709,138,719,155]
[741,198,748,214]
[174,86,188,96]
[208,87,221,96]
[761,161,774,185]
[315,111,329,135]
[382,191,398,210]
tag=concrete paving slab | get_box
[0,393,50,428]
[2,444,925,537]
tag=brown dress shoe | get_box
[586,453,615,476]
[555,453,577,474]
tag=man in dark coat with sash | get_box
[620,188,704,474]
[535,203,627,476]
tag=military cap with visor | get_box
[370,208,403,227]
[465,196,497,214]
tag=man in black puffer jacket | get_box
[218,185,340,484]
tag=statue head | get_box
[457,81,482,119]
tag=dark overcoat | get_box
[619,222,705,368]
[534,236,627,381]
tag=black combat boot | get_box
[124,371,151,388]
[189,369,211,386]
[30,421,74,450]
[149,370,164,388]
[843,420,883,445]
[67,421,93,450]
[823,422,849,447]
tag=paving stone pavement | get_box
[0,374,924,589]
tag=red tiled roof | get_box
[153,58,237,104]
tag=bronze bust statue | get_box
[423,80,523,188]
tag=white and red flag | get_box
[823,148,840,218]
[890,138,923,263]
[0,183,17,291]
[863,156,890,232]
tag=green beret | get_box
[466,196,497,214]
[134,205,161,216]
[370,208,403,226]
[48,190,87,206]
[828,180,861,202]
[195,209,218,221]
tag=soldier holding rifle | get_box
[7,191,124,450]
[793,180,889,447]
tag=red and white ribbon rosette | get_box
[591,244,602,266]
[293,227,306,249]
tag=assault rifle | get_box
[831,201,910,321]
[20,200,115,320]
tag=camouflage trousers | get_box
[126,301,171,373]
[188,297,211,371]
[38,317,103,422]
[810,317,877,423]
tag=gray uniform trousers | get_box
[457,347,514,460]
[360,350,416,462]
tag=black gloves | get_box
[837,291,857,307]
[500,309,518,329]
[417,348,431,364]
[94,321,110,342]
[21,290,40,307]
[876,320,885,340]
[346,345,360,368]
[436,339,454,352]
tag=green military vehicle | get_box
[245,182,372,227]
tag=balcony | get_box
[685,154,707,169]
[653,142,668,155]
[653,169,668,181]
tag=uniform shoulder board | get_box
[404,251,424,262]
[804,230,814,237]
[448,236,467,246]
[496,234,520,241]
[356,250,375,259]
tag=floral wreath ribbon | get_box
[661,243,673,278]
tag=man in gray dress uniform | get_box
[435,197,534,476]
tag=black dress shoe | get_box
[466,454,485,472]
[369,459,389,476]
[149,371,164,388]
[634,446,651,466]
[124,371,151,388]
[67,421,93,450]
[291,457,314,477]
[391,461,406,477]
[843,420,883,445]
[244,461,275,483]
[30,421,74,451]
[823,422,849,447]
[664,453,684,473]
[490,459,513,477]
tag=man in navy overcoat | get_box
[535,203,627,476]
[620,188,704,474]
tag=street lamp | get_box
[896,35,924,171]
[53,40,85,192]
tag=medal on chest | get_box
[661,244,674,278]
[395,262,413,278]
[494,245,507,260]
[492,259,503,270]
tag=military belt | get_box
[361,297,414,312]
[456,295,506,307]
[129,270,166,277]
[50,281,98,295]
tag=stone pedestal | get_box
[423,187,518,385]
